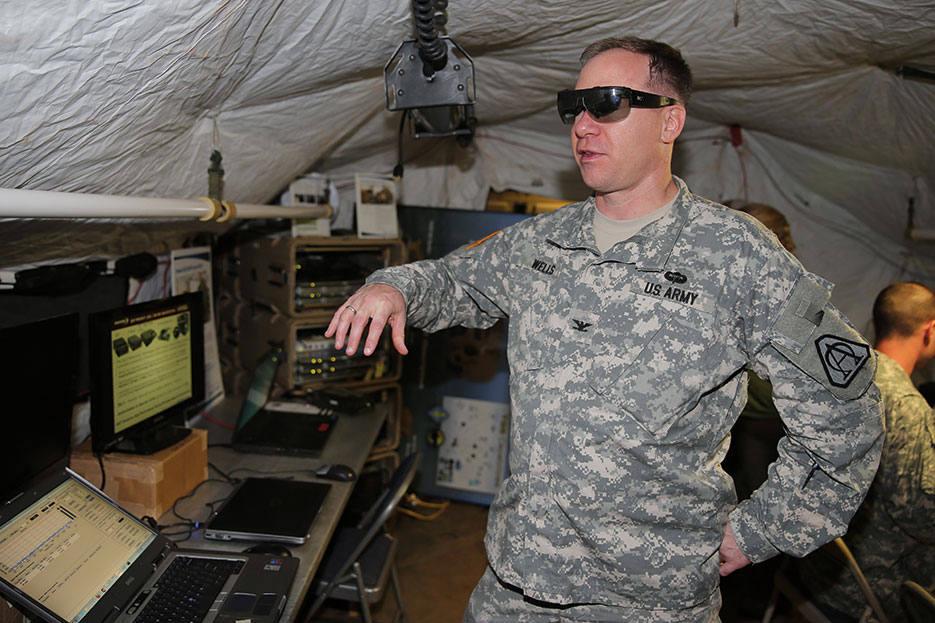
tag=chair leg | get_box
[390,564,407,623]
[305,591,329,622]
[761,580,781,623]
[353,561,372,623]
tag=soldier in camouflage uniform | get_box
[327,37,884,622]
[796,282,935,623]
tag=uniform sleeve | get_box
[365,227,513,333]
[728,246,885,563]
[876,393,935,544]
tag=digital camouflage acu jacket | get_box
[368,180,884,609]
[801,352,935,622]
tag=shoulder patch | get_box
[771,275,876,401]
[771,275,830,353]
[814,335,871,389]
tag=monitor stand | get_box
[111,426,192,455]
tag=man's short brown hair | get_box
[872,282,935,340]
[735,202,795,253]
[580,36,693,105]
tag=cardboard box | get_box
[70,428,208,519]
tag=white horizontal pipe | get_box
[906,227,935,241]
[0,187,331,220]
[234,203,331,220]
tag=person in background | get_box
[722,202,796,502]
[719,202,797,623]
[327,36,884,622]
[796,282,935,623]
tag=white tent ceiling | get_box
[2,0,935,332]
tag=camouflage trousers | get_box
[463,566,722,623]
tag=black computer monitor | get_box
[88,293,205,454]
[0,313,80,501]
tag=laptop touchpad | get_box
[254,593,278,615]
[223,592,257,613]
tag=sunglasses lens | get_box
[584,88,629,122]
[557,90,582,125]
[556,88,631,124]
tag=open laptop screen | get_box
[0,477,155,622]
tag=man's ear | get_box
[661,104,686,144]
[924,319,935,345]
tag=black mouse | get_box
[242,542,292,557]
[315,463,356,482]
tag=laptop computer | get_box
[231,350,336,457]
[203,477,331,545]
[0,313,298,623]
[0,469,299,623]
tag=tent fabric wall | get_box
[2,0,934,329]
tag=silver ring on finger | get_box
[345,304,358,314]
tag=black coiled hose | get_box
[413,0,448,75]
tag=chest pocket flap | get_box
[584,276,727,439]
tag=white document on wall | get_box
[171,246,225,409]
[435,396,510,495]
[284,174,332,237]
[355,173,398,238]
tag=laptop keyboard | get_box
[134,556,244,622]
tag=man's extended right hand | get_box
[324,283,409,356]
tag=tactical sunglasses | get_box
[557,86,680,125]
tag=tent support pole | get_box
[0,188,331,221]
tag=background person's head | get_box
[731,202,796,254]
[873,281,935,371]
[873,282,935,340]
